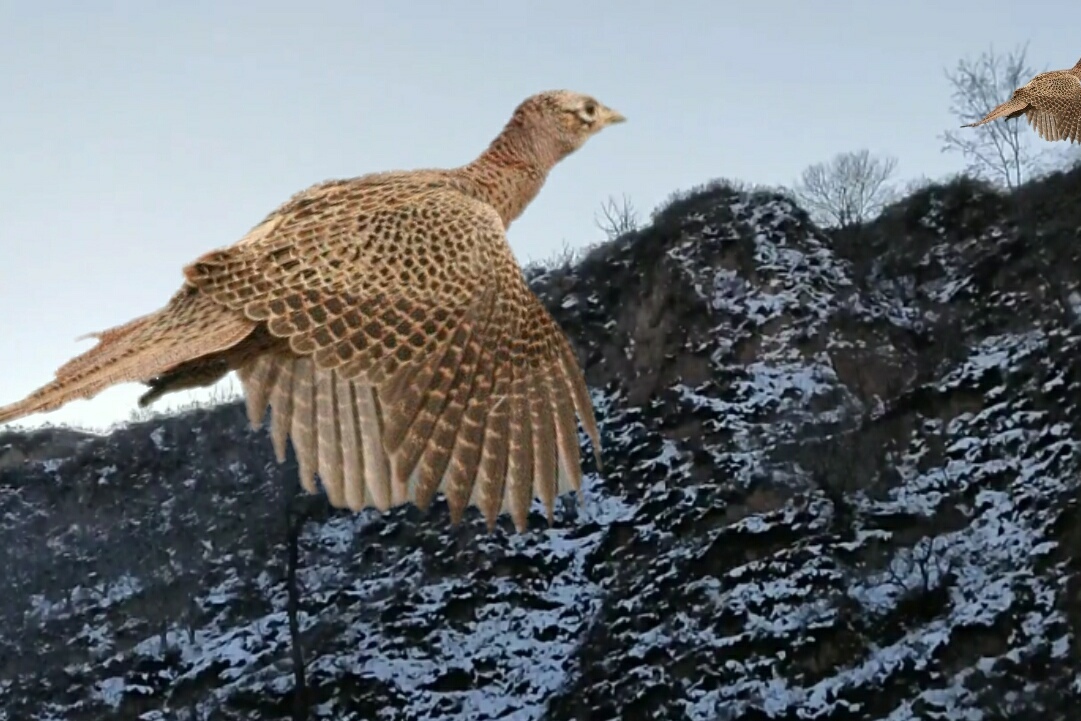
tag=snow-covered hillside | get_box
[3,173,1080,720]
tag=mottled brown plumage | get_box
[963,56,1081,143]
[0,90,625,532]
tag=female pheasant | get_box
[963,56,1081,143]
[0,90,626,532]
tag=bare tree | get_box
[594,193,639,240]
[792,149,898,229]
[940,43,1047,190]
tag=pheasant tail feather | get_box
[963,97,1029,127]
[0,289,253,425]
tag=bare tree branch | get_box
[940,42,1050,190]
[594,193,639,240]
[792,149,898,229]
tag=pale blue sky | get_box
[0,0,1075,430]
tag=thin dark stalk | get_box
[285,472,310,721]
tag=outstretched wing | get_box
[1024,73,1081,143]
[185,180,601,531]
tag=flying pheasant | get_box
[0,90,625,532]
[963,56,1081,143]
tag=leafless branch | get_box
[792,149,898,228]
[885,536,956,596]
[595,193,639,240]
[940,42,1049,190]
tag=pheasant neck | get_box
[459,116,564,228]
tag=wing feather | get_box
[548,361,583,495]
[387,282,498,513]
[472,311,515,530]
[387,319,478,502]
[355,384,393,510]
[315,368,345,506]
[442,288,503,525]
[503,374,536,533]
[291,358,318,493]
[183,182,599,530]
[336,374,367,510]
[240,355,279,429]
[269,357,295,463]
[552,331,603,470]
[1024,75,1081,143]
[411,324,487,512]
[528,372,559,524]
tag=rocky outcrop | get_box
[2,172,1080,720]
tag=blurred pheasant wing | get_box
[1023,74,1081,142]
[184,182,600,531]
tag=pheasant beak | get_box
[601,106,627,126]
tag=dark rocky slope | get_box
[2,171,1081,720]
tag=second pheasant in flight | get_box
[964,56,1081,143]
